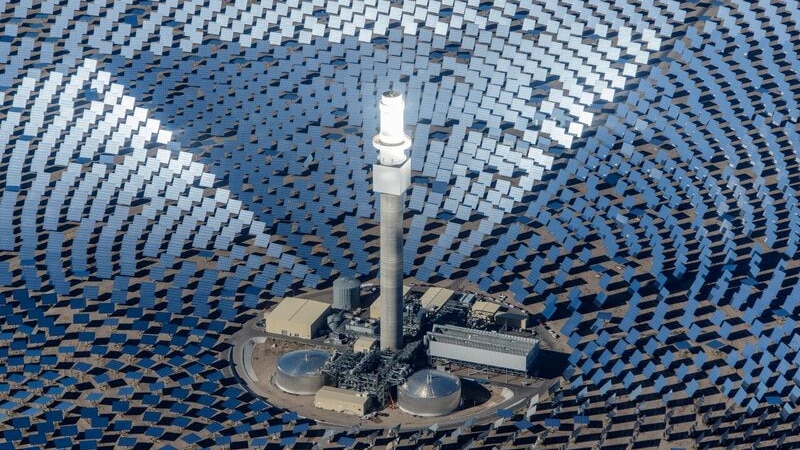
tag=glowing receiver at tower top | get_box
[373,91,412,166]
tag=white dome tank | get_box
[397,369,461,416]
[273,349,330,395]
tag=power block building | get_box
[425,324,539,373]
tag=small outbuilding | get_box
[471,300,502,320]
[496,310,530,330]
[353,336,377,353]
[314,386,373,416]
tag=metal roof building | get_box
[264,297,331,339]
[471,300,503,319]
[496,310,530,330]
[368,285,411,319]
[425,324,539,373]
[419,287,454,312]
[353,336,377,353]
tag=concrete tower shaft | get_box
[372,90,412,351]
[379,193,404,351]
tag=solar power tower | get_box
[372,91,412,351]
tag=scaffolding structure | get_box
[402,297,424,337]
[429,299,471,329]
[322,341,422,407]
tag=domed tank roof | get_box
[400,369,460,399]
[333,277,360,289]
[276,349,329,377]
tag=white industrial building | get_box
[425,324,539,373]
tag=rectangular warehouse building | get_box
[369,285,411,319]
[471,300,502,320]
[264,297,330,339]
[419,286,454,312]
[314,386,373,416]
[495,310,530,330]
[425,324,539,373]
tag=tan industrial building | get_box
[419,287,454,312]
[314,386,373,416]
[496,310,530,330]
[369,285,411,319]
[353,336,377,353]
[471,300,502,320]
[264,297,331,339]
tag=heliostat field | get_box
[1,0,800,448]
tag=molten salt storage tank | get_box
[333,277,361,311]
[398,369,461,416]
[273,349,330,395]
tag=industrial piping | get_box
[372,91,412,351]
